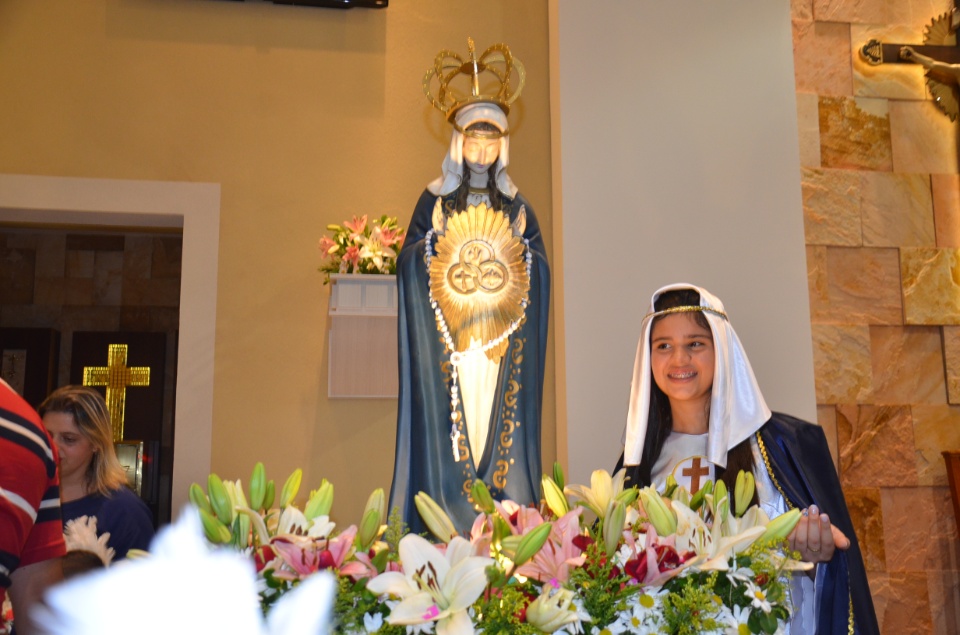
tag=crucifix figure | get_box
[681,457,711,494]
[83,343,150,442]
[860,9,960,120]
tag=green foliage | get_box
[473,584,541,635]
[566,540,639,630]
[660,580,721,635]
[332,575,405,635]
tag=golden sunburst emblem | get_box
[430,202,529,361]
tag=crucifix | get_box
[681,457,711,494]
[83,343,151,442]
[859,9,959,120]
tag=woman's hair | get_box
[39,385,128,496]
[635,288,757,507]
[454,121,504,213]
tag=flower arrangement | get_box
[190,463,810,635]
[318,215,406,283]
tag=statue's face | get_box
[462,136,500,176]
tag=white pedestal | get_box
[327,274,398,398]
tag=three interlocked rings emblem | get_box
[447,239,508,294]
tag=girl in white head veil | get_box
[621,282,771,483]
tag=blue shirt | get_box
[61,487,154,560]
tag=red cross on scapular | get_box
[681,457,711,494]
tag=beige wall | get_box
[0,0,555,525]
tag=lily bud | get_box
[471,480,496,514]
[760,508,802,543]
[615,486,639,508]
[249,462,266,511]
[207,473,235,525]
[552,462,566,490]
[189,483,212,515]
[639,488,677,536]
[365,487,386,526]
[713,479,729,524]
[305,480,334,520]
[358,507,382,552]
[263,479,276,510]
[689,480,713,512]
[279,468,303,509]
[663,474,679,499]
[603,501,626,557]
[199,507,231,544]
[513,522,553,568]
[541,476,569,518]
[734,470,755,518]
[414,491,458,542]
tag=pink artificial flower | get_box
[516,508,586,584]
[343,245,361,270]
[318,235,337,257]
[379,225,402,248]
[343,215,368,239]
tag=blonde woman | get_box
[39,386,153,560]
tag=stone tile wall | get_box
[0,229,182,386]
[793,1,960,632]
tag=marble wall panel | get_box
[933,174,960,248]
[943,326,960,403]
[911,404,960,486]
[0,305,60,328]
[34,234,65,278]
[928,569,960,635]
[791,0,814,22]
[796,93,822,168]
[65,250,94,279]
[807,245,829,319]
[122,278,181,307]
[123,236,153,281]
[811,324,873,402]
[890,100,960,174]
[901,247,960,324]
[861,171,935,247]
[844,487,886,571]
[152,238,183,279]
[869,326,946,404]
[837,405,919,488]
[793,20,852,96]
[881,487,957,571]
[817,404,840,468]
[852,25,928,100]
[816,247,903,324]
[93,251,124,306]
[819,96,893,171]
[814,0,956,26]
[868,571,932,635]
[0,248,35,304]
[801,167,861,245]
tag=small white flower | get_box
[363,612,384,632]
[744,581,772,613]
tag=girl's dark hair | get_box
[630,288,757,507]
[454,122,504,212]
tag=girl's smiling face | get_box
[650,312,716,411]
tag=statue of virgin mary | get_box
[388,41,550,534]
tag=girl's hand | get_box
[788,504,850,565]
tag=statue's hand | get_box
[900,46,915,60]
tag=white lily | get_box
[564,469,626,521]
[525,585,580,633]
[671,500,767,571]
[366,534,492,635]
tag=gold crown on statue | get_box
[423,38,525,131]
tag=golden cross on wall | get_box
[83,344,151,442]
[682,457,711,494]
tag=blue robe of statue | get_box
[389,188,550,535]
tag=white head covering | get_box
[622,283,771,469]
[427,102,518,198]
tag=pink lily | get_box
[516,508,586,584]
[318,235,337,257]
[343,215,368,239]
